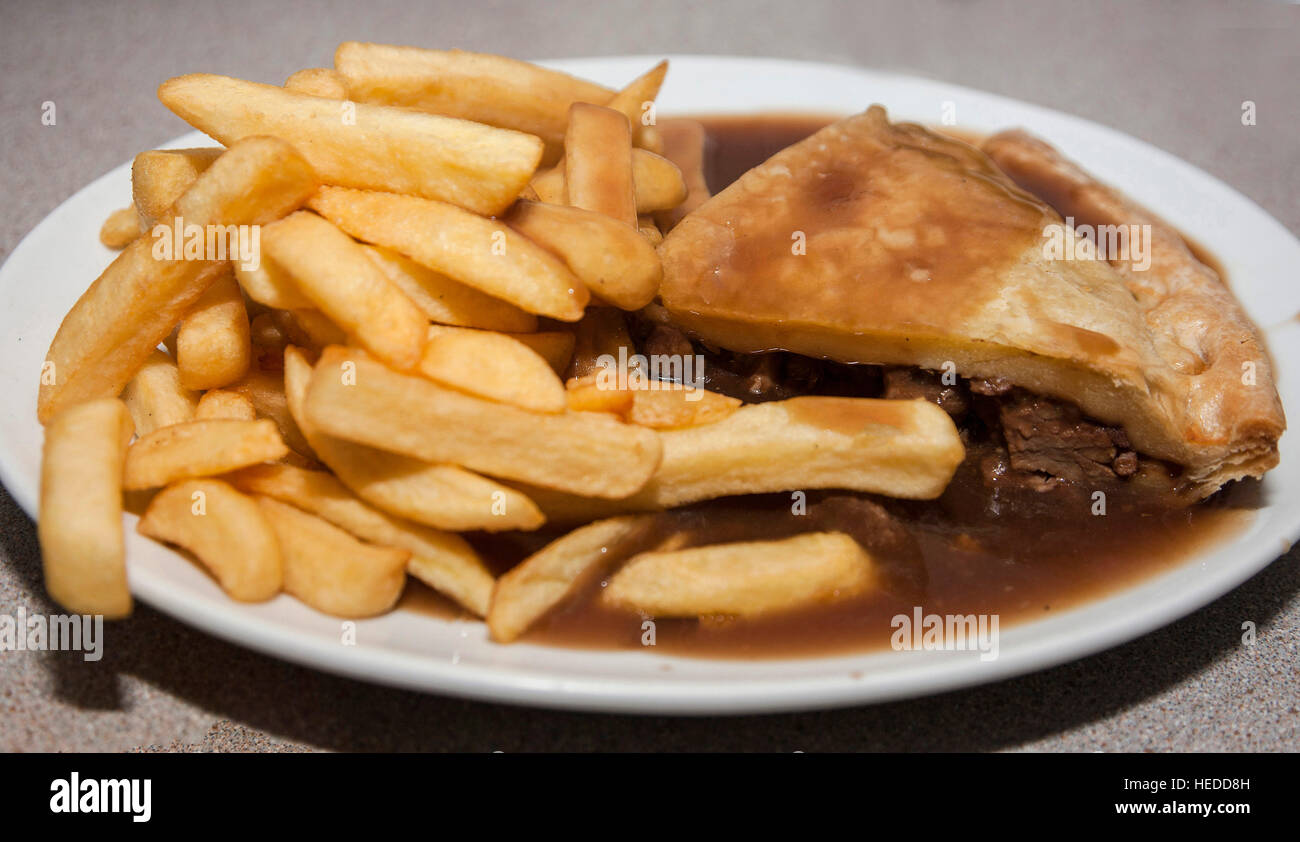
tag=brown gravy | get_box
[399,112,1258,658]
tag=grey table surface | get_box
[1,0,1297,752]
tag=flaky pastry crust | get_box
[657,107,1283,497]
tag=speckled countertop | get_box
[1,0,1296,752]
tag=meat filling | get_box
[998,392,1139,483]
[626,314,1180,507]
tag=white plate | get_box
[2,55,1297,714]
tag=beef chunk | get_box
[641,324,695,361]
[882,367,969,417]
[998,392,1133,483]
[1112,450,1139,477]
[969,376,1014,396]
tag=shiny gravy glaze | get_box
[399,113,1258,658]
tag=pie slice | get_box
[657,106,1283,500]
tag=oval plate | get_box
[1,55,1297,714]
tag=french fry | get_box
[131,147,223,229]
[517,396,967,522]
[654,118,711,230]
[487,515,656,642]
[604,60,668,150]
[283,346,544,531]
[638,219,663,247]
[627,387,740,429]
[419,325,566,413]
[529,166,564,204]
[565,307,633,379]
[601,532,875,618]
[564,102,637,228]
[305,346,661,498]
[283,67,349,99]
[506,330,575,374]
[158,74,541,215]
[636,397,965,502]
[257,497,407,618]
[506,200,661,310]
[529,150,686,214]
[227,463,494,616]
[38,136,319,424]
[137,478,282,601]
[99,207,141,248]
[637,124,664,156]
[280,309,348,354]
[335,42,612,156]
[362,245,538,333]
[176,267,251,390]
[308,186,588,321]
[120,348,200,435]
[123,418,289,490]
[248,312,289,369]
[564,373,635,415]
[234,258,315,310]
[262,211,427,371]
[38,398,135,618]
[226,368,316,460]
[630,150,688,213]
[563,374,739,427]
[194,389,257,420]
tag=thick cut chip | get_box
[194,389,257,420]
[234,258,315,310]
[99,207,141,248]
[506,331,575,374]
[38,136,319,423]
[176,267,251,390]
[564,102,637,228]
[131,147,223,229]
[604,60,668,150]
[487,515,656,642]
[226,368,315,460]
[158,73,541,215]
[564,374,740,428]
[39,398,135,618]
[261,211,427,371]
[506,200,661,310]
[532,150,683,214]
[123,418,289,490]
[601,532,875,618]
[120,348,200,435]
[138,478,281,601]
[419,325,566,413]
[626,387,740,429]
[363,245,538,333]
[335,42,612,153]
[227,463,494,616]
[284,67,349,98]
[283,346,543,531]
[517,396,966,523]
[257,497,407,618]
[304,346,661,498]
[308,187,588,321]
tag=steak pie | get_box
[657,106,1284,507]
